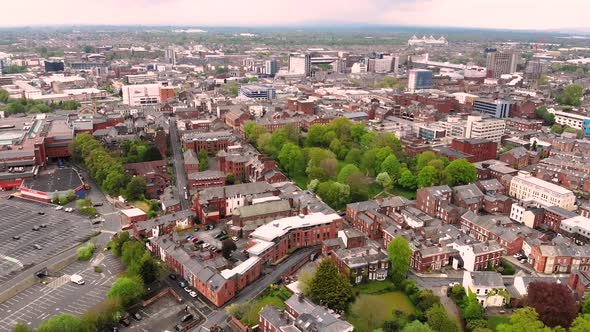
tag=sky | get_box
[1,0,589,31]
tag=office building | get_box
[509,171,576,211]
[485,48,518,78]
[44,61,65,73]
[164,48,176,65]
[121,83,161,106]
[473,99,513,118]
[465,115,506,143]
[288,54,311,76]
[264,59,278,76]
[238,83,276,101]
[407,69,433,92]
[553,110,590,130]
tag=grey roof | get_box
[184,149,199,164]
[469,271,504,288]
[198,182,274,203]
[234,200,291,218]
[453,183,484,204]
[259,305,290,329]
[188,170,225,181]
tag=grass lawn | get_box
[368,183,416,200]
[346,292,415,332]
[131,200,150,212]
[487,315,511,331]
[357,279,396,294]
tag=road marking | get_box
[46,275,70,289]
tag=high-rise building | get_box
[264,59,278,76]
[407,69,433,92]
[485,48,518,78]
[473,99,513,118]
[288,54,311,76]
[164,48,176,65]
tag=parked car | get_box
[120,318,131,327]
[32,225,40,231]
[12,235,20,240]
[196,240,204,245]
[232,236,239,241]
[520,258,528,264]
[133,313,142,321]
[178,281,186,288]
[37,211,45,215]
[40,223,48,228]
[180,314,193,322]
[33,244,42,250]
[55,206,63,210]
[175,324,183,332]
[93,202,103,207]
[189,291,198,298]
[169,273,177,280]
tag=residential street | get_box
[168,118,190,210]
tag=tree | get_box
[449,284,466,305]
[198,150,208,171]
[345,148,363,166]
[37,313,86,332]
[298,267,315,296]
[125,176,146,200]
[535,106,555,126]
[496,307,553,332]
[462,292,484,321]
[278,143,305,177]
[136,252,160,284]
[226,173,236,185]
[319,158,338,179]
[402,320,434,332]
[387,236,412,284]
[112,232,130,257]
[308,179,320,192]
[398,169,417,190]
[526,281,577,328]
[0,89,9,103]
[308,259,354,312]
[108,277,145,308]
[556,84,584,106]
[83,45,94,53]
[376,172,393,189]
[426,304,458,332]
[417,166,440,188]
[416,151,438,172]
[66,189,76,201]
[243,122,267,143]
[571,314,590,332]
[221,239,237,259]
[316,181,350,210]
[582,296,590,314]
[381,155,402,181]
[551,124,565,134]
[444,159,477,186]
[347,172,369,202]
[337,164,361,183]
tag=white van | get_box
[70,274,85,285]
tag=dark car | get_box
[40,223,48,228]
[133,312,142,321]
[215,233,223,239]
[120,318,131,327]
[175,324,183,332]
[37,211,45,215]
[169,273,177,280]
[196,240,204,245]
[180,314,193,322]
[93,202,103,207]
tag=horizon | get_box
[2,0,590,32]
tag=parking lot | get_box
[0,197,95,284]
[0,252,123,331]
[119,292,201,332]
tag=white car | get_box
[65,207,74,212]
[202,243,210,249]
[232,236,238,241]
[448,282,460,287]
[189,291,198,298]
[55,206,63,210]
[183,286,191,293]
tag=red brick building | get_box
[182,131,234,155]
[416,185,453,218]
[187,170,226,190]
[450,138,498,162]
[159,87,175,103]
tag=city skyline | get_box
[2,0,590,32]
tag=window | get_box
[476,289,480,294]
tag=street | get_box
[168,118,190,210]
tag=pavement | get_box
[169,118,190,210]
[0,252,124,331]
[118,293,200,332]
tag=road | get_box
[169,118,190,210]
[198,247,317,330]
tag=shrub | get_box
[94,266,103,273]
[77,243,96,261]
[79,207,97,215]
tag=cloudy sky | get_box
[1,0,588,30]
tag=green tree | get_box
[243,122,267,143]
[376,172,393,189]
[125,177,146,200]
[198,150,208,171]
[108,277,145,308]
[381,155,402,181]
[345,148,363,166]
[316,181,350,210]
[582,296,590,314]
[401,320,434,332]
[136,251,160,284]
[37,313,86,332]
[398,169,418,190]
[417,166,440,188]
[347,172,369,202]
[496,307,553,332]
[551,124,565,134]
[83,45,94,53]
[462,291,484,321]
[415,151,438,172]
[387,236,412,284]
[444,159,477,186]
[337,164,361,183]
[278,143,305,177]
[426,304,458,332]
[0,89,9,103]
[535,106,555,126]
[556,84,584,106]
[112,232,130,257]
[308,179,320,192]
[305,125,327,147]
[571,314,590,332]
[308,259,354,312]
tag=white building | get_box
[408,35,448,46]
[509,171,576,211]
[462,271,507,308]
[465,115,506,143]
[351,62,367,74]
[288,54,310,76]
[551,109,590,130]
[122,83,161,106]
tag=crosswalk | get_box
[45,275,70,289]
